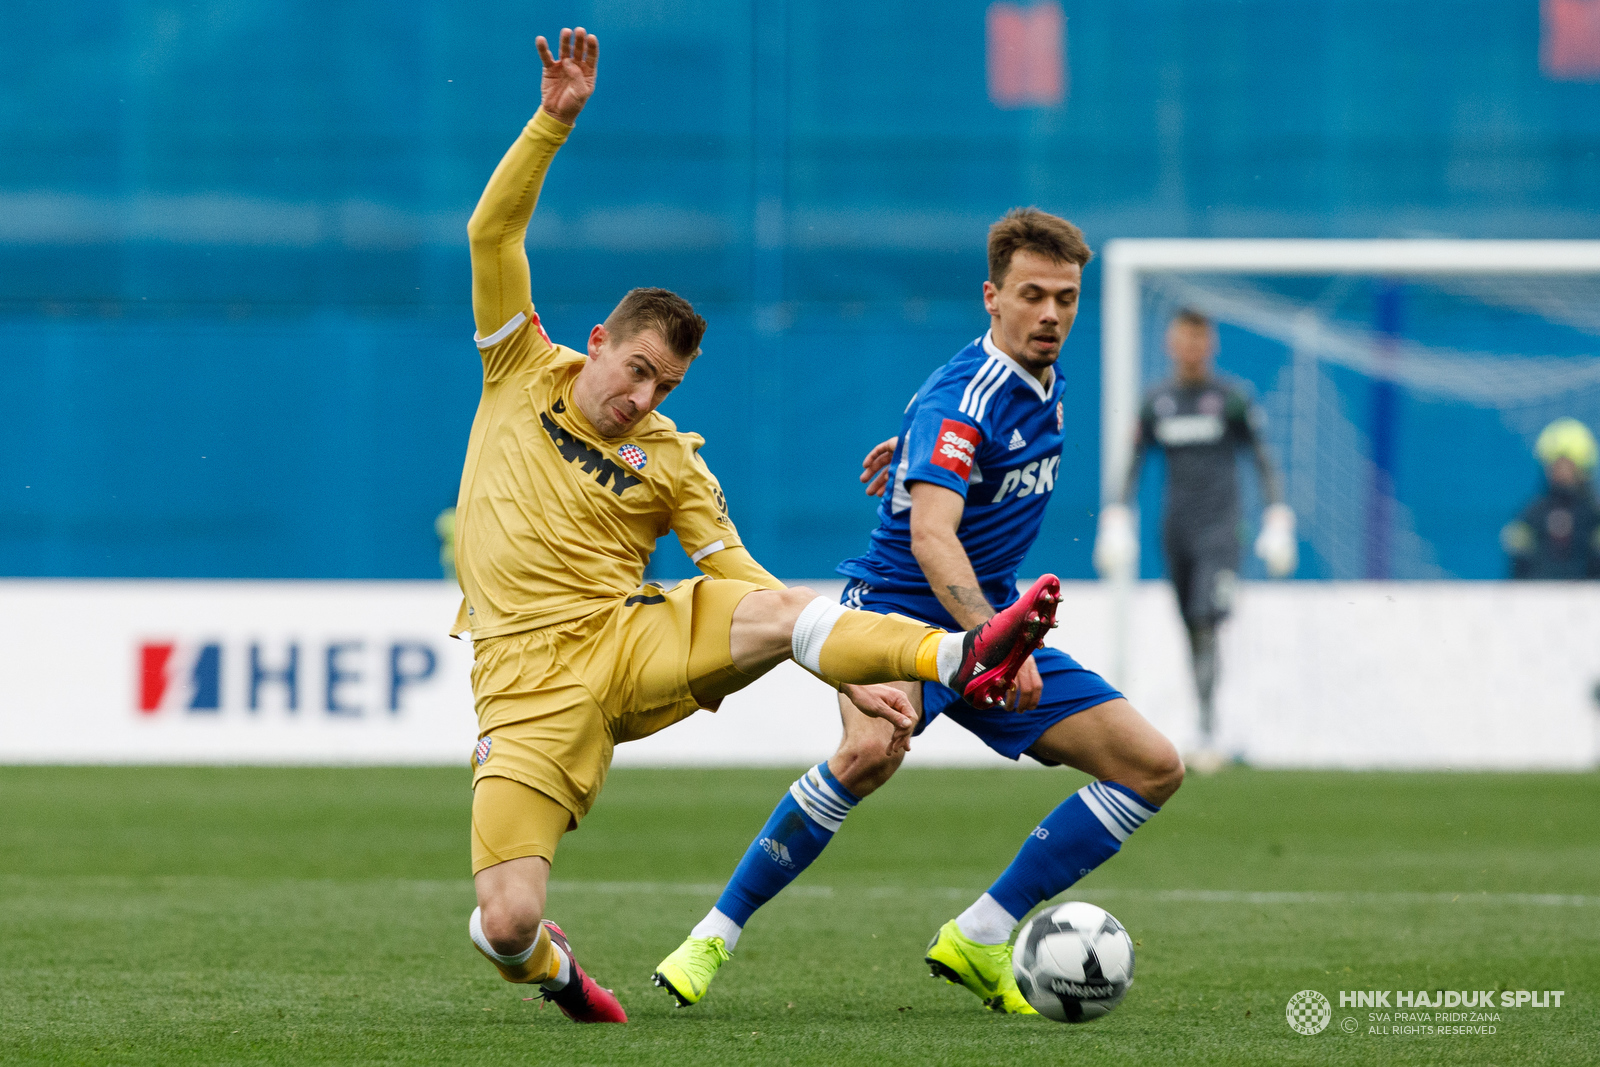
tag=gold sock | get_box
[526,927,561,984]
[479,925,561,985]
[914,631,945,683]
[815,609,943,684]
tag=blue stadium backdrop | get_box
[3,0,1599,580]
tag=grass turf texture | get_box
[1,767,1595,1066]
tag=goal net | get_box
[1098,239,1600,691]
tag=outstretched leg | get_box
[653,685,918,1005]
[716,576,1061,709]
[928,698,1183,1013]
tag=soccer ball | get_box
[1011,901,1135,1022]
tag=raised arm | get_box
[467,28,598,340]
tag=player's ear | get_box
[982,279,1000,315]
[587,323,609,360]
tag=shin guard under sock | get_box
[790,596,944,684]
[972,781,1159,943]
[696,763,860,950]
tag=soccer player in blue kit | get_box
[653,209,1185,1014]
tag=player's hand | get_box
[536,27,599,125]
[1092,503,1136,577]
[841,683,916,757]
[1004,654,1044,712]
[859,437,898,496]
[1254,503,1298,578]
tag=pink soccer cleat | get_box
[951,575,1061,709]
[540,921,627,1024]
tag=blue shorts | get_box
[839,578,1123,764]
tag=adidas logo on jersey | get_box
[1008,429,1026,451]
[540,411,645,496]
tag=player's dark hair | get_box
[987,207,1093,286]
[1172,307,1212,329]
[605,287,707,359]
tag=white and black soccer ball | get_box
[1011,901,1135,1023]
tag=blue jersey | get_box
[837,331,1066,614]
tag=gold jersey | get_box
[453,108,765,639]
[452,327,742,638]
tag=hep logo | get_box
[139,641,223,712]
[930,419,980,479]
[136,638,439,716]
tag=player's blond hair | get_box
[606,287,708,359]
[987,208,1093,287]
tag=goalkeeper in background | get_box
[1095,308,1293,768]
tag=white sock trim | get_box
[469,907,536,965]
[545,945,572,990]
[791,596,847,674]
[935,631,966,687]
[788,764,856,832]
[1077,781,1156,844]
[955,893,1018,946]
[691,907,743,951]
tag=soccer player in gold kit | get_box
[455,27,1063,1023]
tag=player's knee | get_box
[1145,739,1185,804]
[479,899,544,956]
[773,585,828,635]
[750,585,819,628]
[830,743,903,798]
[782,585,819,610]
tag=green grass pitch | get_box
[2,765,1595,1066]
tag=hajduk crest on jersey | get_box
[617,444,647,471]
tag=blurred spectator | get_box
[1501,418,1600,579]
[436,507,457,582]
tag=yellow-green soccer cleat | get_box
[651,936,731,1006]
[925,919,1038,1015]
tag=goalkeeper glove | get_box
[1093,503,1137,577]
[1254,503,1298,578]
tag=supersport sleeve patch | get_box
[898,363,989,497]
[928,418,981,480]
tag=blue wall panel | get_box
[2,0,1597,578]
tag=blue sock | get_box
[963,781,1159,941]
[693,763,859,949]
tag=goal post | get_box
[1098,238,1600,689]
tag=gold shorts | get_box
[469,576,763,834]
[470,776,571,874]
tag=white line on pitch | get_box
[545,881,1600,907]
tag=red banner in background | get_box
[1544,0,1600,80]
[987,2,1066,108]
